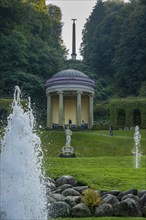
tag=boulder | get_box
[113,198,142,217]
[94,203,113,217]
[49,201,71,218]
[138,190,146,198]
[140,193,146,207]
[62,188,80,197]
[47,195,56,205]
[121,194,140,203]
[103,194,119,205]
[117,189,138,200]
[107,190,121,196]
[56,175,77,187]
[101,190,120,197]
[51,193,66,202]
[71,203,91,217]
[73,186,88,193]
[64,196,81,207]
[54,184,73,194]
[46,182,56,192]
[142,205,146,217]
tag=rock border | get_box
[45,175,146,218]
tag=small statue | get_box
[65,127,72,146]
[59,126,76,158]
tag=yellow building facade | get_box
[45,69,95,129]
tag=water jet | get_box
[132,125,142,168]
[0,86,48,220]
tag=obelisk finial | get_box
[71,19,77,60]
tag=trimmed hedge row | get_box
[110,98,146,129]
[94,98,146,129]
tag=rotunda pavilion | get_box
[45,69,95,129]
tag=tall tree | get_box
[81,0,105,63]
[0,0,67,102]
[81,0,146,98]
[113,3,146,96]
[47,4,63,48]
[81,0,124,77]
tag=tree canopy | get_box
[81,0,146,98]
[0,0,67,97]
[0,0,67,123]
[0,0,145,125]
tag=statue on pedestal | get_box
[59,126,76,158]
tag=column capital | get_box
[88,93,94,97]
[57,90,64,95]
[46,92,52,96]
[77,91,83,95]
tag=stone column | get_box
[89,94,94,129]
[58,91,64,126]
[76,91,82,127]
[47,94,52,128]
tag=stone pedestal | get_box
[59,145,76,158]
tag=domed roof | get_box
[52,69,88,78]
[45,69,95,94]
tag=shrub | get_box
[82,188,102,209]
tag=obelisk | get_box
[71,19,77,60]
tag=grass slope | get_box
[44,157,146,191]
[39,129,146,191]
[39,129,146,157]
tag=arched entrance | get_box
[133,109,141,126]
[117,109,126,127]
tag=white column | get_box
[47,94,52,128]
[89,94,94,129]
[58,91,64,126]
[76,91,82,127]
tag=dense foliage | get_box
[0,0,145,125]
[81,0,146,98]
[0,0,67,123]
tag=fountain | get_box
[0,86,48,220]
[132,125,142,168]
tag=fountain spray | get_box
[0,86,48,220]
[133,125,142,169]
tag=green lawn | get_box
[44,156,146,191]
[40,129,146,191]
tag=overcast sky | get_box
[46,0,97,60]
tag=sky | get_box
[46,0,97,60]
